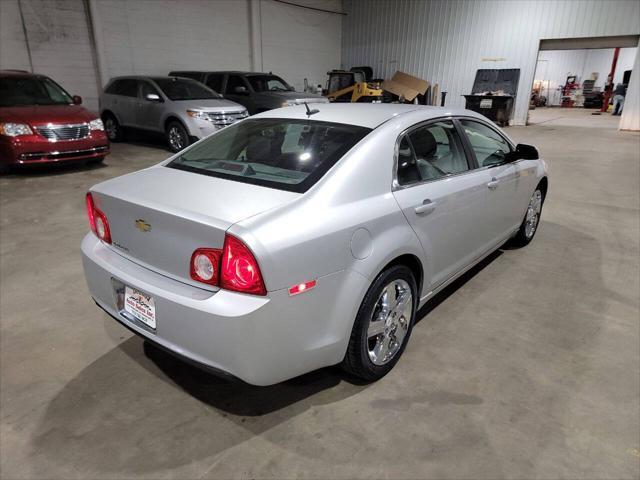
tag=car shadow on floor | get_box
[117,129,173,152]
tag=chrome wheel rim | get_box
[525,190,542,239]
[367,279,413,366]
[168,126,186,151]
[105,118,117,140]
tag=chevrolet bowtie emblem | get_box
[134,219,152,232]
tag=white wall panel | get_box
[0,0,100,111]
[0,0,31,71]
[619,41,640,131]
[260,0,342,92]
[342,0,640,125]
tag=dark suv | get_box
[169,71,328,114]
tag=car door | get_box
[113,79,139,127]
[392,119,488,290]
[459,119,531,245]
[224,75,255,113]
[136,80,165,132]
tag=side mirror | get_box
[234,86,249,95]
[72,95,82,105]
[145,93,162,102]
[511,143,539,161]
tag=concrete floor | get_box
[1,110,639,479]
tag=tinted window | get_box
[247,75,291,92]
[460,120,512,167]
[168,119,371,193]
[397,121,469,186]
[154,78,220,100]
[141,81,160,98]
[226,75,248,94]
[0,76,73,107]
[114,79,138,97]
[205,74,224,94]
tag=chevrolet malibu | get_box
[82,104,548,385]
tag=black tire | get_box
[509,185,545,248]
[87,156,105,166]
[342,265,417,381]
[166,120,190,153]
[102,113,124,142]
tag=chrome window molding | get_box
[391,115,517,192]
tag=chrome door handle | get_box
[487,178,499,190]
[414,199,437,215]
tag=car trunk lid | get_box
[91,166,299,288]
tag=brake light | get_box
[190,248,222,285]
[85,192,112,244]
[220,235,267,296]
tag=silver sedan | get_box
[82,104,548,385]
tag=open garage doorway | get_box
[529,35,639,130]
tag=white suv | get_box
[100,76,248,152]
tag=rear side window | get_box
[460,120,512,167]
[168,119,371,193]
[107,79,138,97]
[397,120,469,186]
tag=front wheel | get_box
[342,265,417,381]
[166,121,190,153]
[103,114,124,142]
[509,187,544,248]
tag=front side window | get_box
[168,119,371,193]
[140,81,160,98]
[153,78,220,100]
[0,76,73,107]
[247,75,292,92]
[226,75,248,94]
[460,120,512,167]
[397,121,469,186]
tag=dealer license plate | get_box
[480,99,493,108]
[124,286,156,330]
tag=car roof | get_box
[169,71,273,76]
[0,70,38,78]
[253,104,487,129]
[108,75,197,82]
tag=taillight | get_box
[85,192,112,244]
[220,235,267,296]
[190,234,266,295]
[190,248,222,285]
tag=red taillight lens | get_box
[220,234,266,296]
[190,248,222,285]
[85,192,111,244]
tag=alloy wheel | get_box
[168,126,186,151]
[366,279,413,365]
[525,189,543,239]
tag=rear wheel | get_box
[103,114,124,142]
[509,187,544,247]
[166,121,189,153]
[342,265,417,381]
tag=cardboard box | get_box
[381,71,430,102]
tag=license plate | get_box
[480,99,493,108]
[124,286,156,330]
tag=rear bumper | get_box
[0,132,110,165]
[81,234,368,385]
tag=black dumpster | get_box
[464,69,520,127]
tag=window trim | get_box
[457,117,516,170]
[392,116,475,190]
[392,115,518,191]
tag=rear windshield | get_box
[154,78,221,100]
[168,119,371,192]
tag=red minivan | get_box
[0,70,109,173]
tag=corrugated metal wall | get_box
[342,0,640,125]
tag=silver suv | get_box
[100,76,248,152]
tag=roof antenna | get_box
[304,102,319,117]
